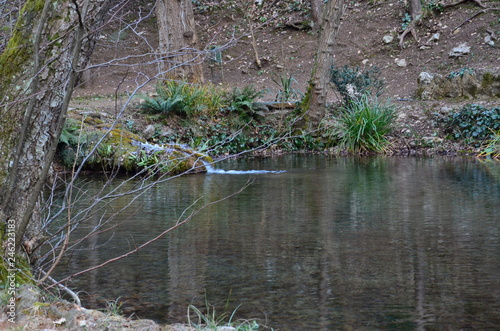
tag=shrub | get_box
[223,85,265,120]
[478,130,500,159]
[332,94,396,153]
[330,65,385,104]
[271,72,303,102]
[140,81,224,118]
[437,104,500,146]
[58,118,103,167]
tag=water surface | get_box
[54,156,500,330]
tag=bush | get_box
[140,81,224,118]
[437,104,500,146]
[271,72,303,102]
[222,85,265,120]
[331,94,396,153]
[330,65,385,104]
[478,130,500,159]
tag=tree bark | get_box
[0,0,109,252]
[155,0,204,83]
[301,0,344,125]
[310,0,323,32]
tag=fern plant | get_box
[223,85,265,120]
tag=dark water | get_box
[53,156,500,330]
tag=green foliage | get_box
[187,303,260,331]
[329,94,396,153]
[271,72,303,102]
[401,13,412,30]
[141,81,224,118]
[59,118,83,146]
[222,85,265,120]
[330,65,385,104]
[478,130,500,159]
[423,0,444,14]
[128,150,160,168]
[58,118,103,167]
[103,297,124,316]
[436,104,500,146]
[447,67,475,79]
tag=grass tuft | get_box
[333,93,396,153]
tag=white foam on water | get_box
[202,160,285,175]
[206,168,286,175]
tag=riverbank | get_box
[0,285,202,330]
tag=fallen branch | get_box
[452,7,500,33]
[441,0,486,9]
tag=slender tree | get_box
[155,0,204,83]
[310,0,323,32]
[301,0,344,125]
[0,0,110,252]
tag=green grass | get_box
[478,130,500,159]
[333,93,396,153]
[187,303,260,331]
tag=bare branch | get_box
[45,179,254,289]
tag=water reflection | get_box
[53,156,500,330]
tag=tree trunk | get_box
[410,0,423,20]
[0,0,109,252]
[310,0,323,32]
[301,0,344,125]
[155,0,204,83]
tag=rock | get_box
[395,58,407,67]
[418,72,434,84]
[143,124,156,140]
[428,33,440,43]
[417,69,500,100]
[449,43,470,57]
[485,34,495,47]
[382,35,393,44]
[160,127,175,137]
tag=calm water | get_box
[53,156,500,330]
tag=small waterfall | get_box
[205,166,286,175]
[132,141,286,175]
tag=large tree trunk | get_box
[0,0,109,252]
[301,0,344,125]
[155,0,204,83]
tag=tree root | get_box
[399,20,420,48]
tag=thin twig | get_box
[45,180,254,290]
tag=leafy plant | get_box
[58,118,103,167]
[223,85,265,120]
[271,72,303,102]
[401,13,412,30]
[447,67,475,79]
[423,0,444,14]
[331,93,396,153]
[104,297,124,316]
[128,150,161,169]
[187,303,259,331]
[330,65,385,104]
[436,104,500,146]
[141,81,224,118]
[478,130,500,159]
